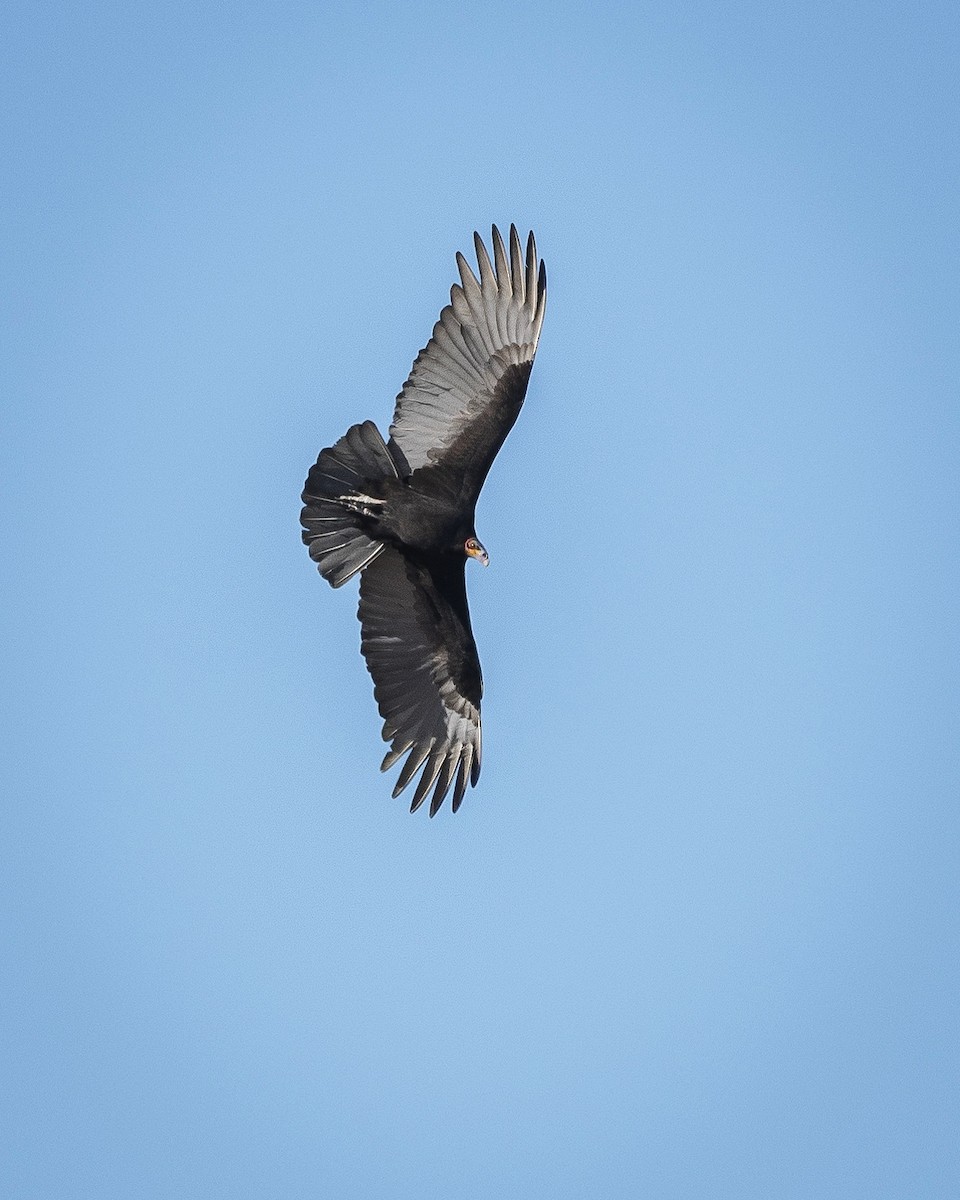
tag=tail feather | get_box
[301,421,398,588]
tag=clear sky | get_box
[2,2,958,1197]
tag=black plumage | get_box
[300,225,546,815]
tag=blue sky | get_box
[3,2,958,1196]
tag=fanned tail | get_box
[300,420,398,588]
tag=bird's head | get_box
[464,536,489,567]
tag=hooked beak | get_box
[465,539,489,567]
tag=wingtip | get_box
[473,229,495,282]
[491,224,510,288]
[381,745,405,773]
[456,248,480,295]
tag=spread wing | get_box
[358,547,482,816]
[387,224,546,500]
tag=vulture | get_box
[300,225,547,816]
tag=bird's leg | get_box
[333,493,387,518]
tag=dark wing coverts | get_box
[359,548,482,815]
[388,224,546,491]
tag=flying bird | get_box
[300,224,547,816]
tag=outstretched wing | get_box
[358,547,482,816]
[388,224,546,499]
